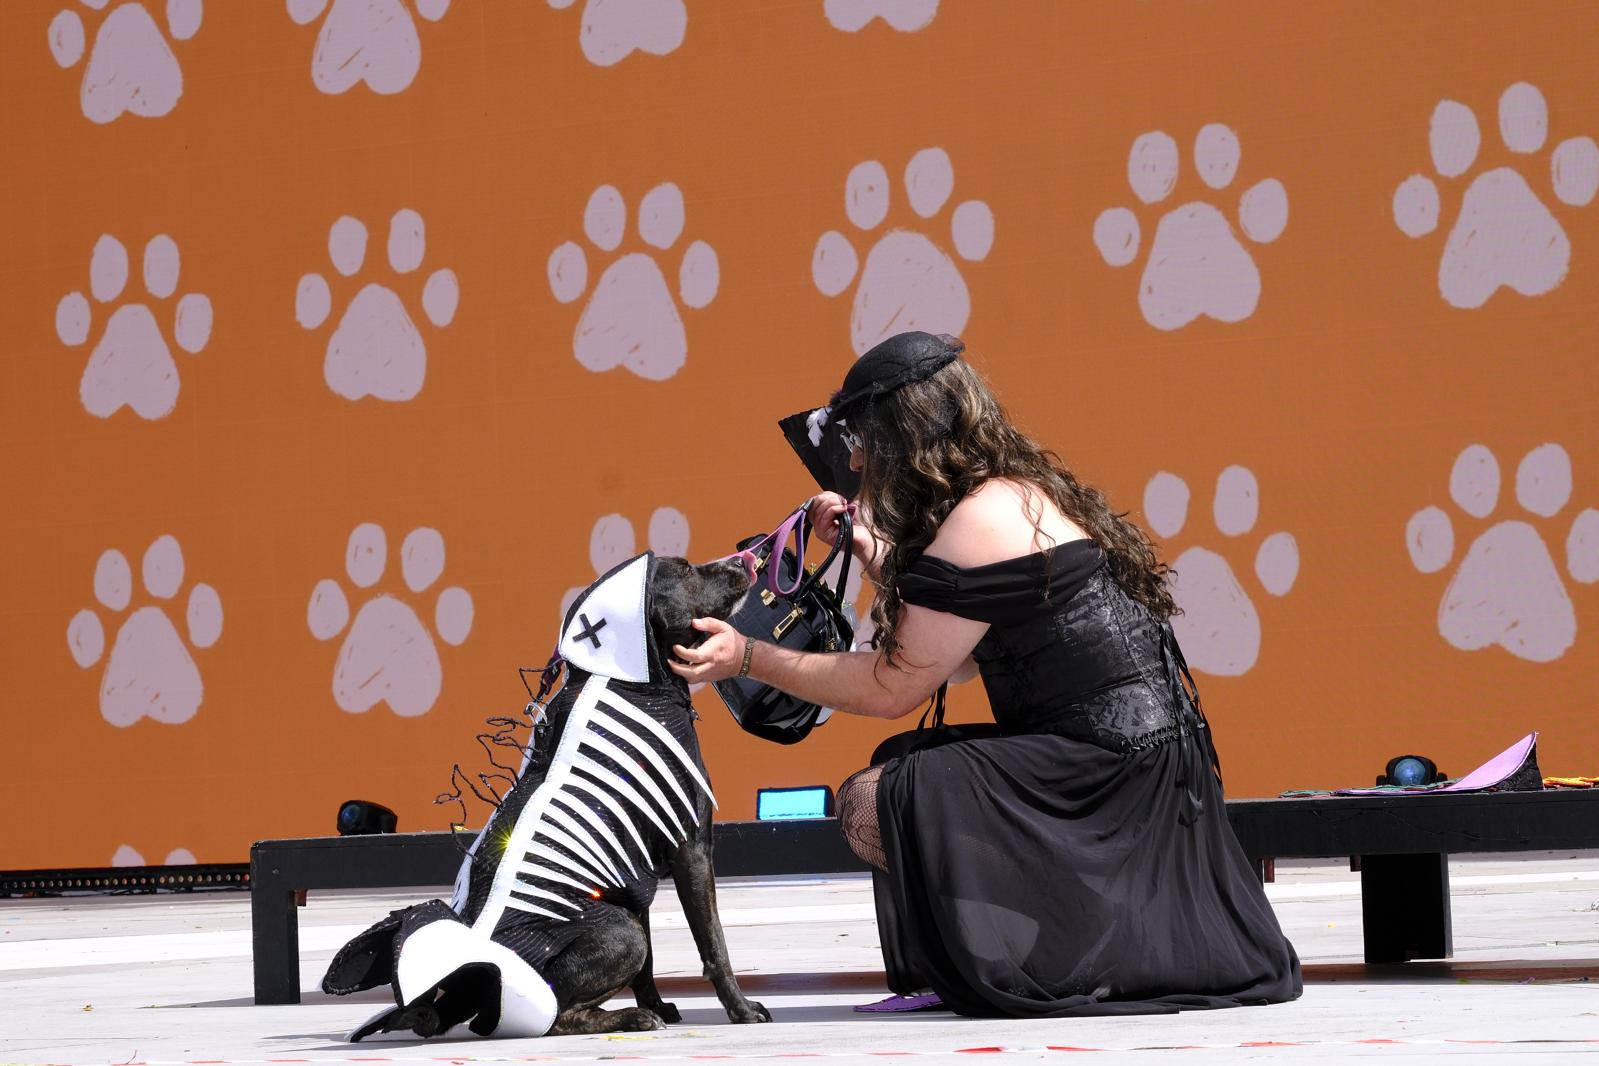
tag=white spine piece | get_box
[473,674,608,934]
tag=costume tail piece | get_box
[332,901,557,1042]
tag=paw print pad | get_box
[49,0,201,123]
[56,235,213,420]
[812,147,994,356]
[296,210,460,402]
[1393,82,1597,309]
[1094,125,1288,331]
[824,0,939,32]
[1406,444,1599,662]
[67,536,222,727]
[547,0,685,67]
[561,508,691,621]
[113,845,195,866]
[287,0,450,95]
[1145,467,1299,676]
[548,184,718,381]
[308,525,473,717]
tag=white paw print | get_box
[561,508,691,620]
[1407,444,1599,663]
[48,0,201,123]
[1144,468,1299,676]
[67,536,223,727]
[547,0,685,66]
[1393,82,1598,310]
[824,0,938,32]
[113,845,195,866]
[548,184,718,381]
[812,148,994,356]
[56,235,214,420]
[296,211,460,402]
[308,525,474,717]
[1094,125,1288,331]
[287,0,449,95]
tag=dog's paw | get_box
[621,1007,668,1031]
[652,1000,682,1024]
[729,999,771,1024]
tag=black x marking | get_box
[574,612,608,649]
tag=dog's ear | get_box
[694,559,752,622]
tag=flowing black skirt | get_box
[876,729,1302,1017]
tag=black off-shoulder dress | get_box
[874,539,1302,1017]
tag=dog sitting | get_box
[321,552,769,1039]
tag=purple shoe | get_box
[853,991,944,1013]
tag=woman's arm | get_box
[670,602,988,718]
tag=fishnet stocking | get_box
[837,765,886,872]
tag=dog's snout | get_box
[710,557,753,592]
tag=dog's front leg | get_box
[670,840,770,1024]
[628,908,681,1024]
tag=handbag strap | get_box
[789,506,853,606]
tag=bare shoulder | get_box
[925,479,1087,568]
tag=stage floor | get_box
[3,855,1598,1064]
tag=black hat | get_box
[828,331,964,423]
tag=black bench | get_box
[252,789,1599,1005]
[1228,789,1599,964]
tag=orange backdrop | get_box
[3,0,1598,868]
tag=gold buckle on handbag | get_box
[773,606,803,640]
[760,588,776,606]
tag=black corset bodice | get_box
[898,541,1204,754]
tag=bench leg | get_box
[252,877,302,1004]
[1359,852,1452,964]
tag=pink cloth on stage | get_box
[1334,733,1539,796]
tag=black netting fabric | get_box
[836,765,886,872]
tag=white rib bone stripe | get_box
[596,690,716,807]
[471,673,721,934]
[534,820,621,887]
[582,732,690,838]
[572,752,678,842]
[562,774,653,868]
[503,896,565,921]
[544,813,625,885]
[508,881,583,913]
[590,707,700,825]
[552,793,640,878]
[521,841,609,895]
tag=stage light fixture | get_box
[336,799,398,836]
[756,785,834,820]
[1377,754,1446,787]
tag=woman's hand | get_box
[808,493,883,573]
[669,617,747,685]
[807,492,854,549]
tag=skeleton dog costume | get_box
[323,552,763,1039]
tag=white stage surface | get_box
[3,857,1599,1064]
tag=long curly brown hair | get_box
[853,358,1176,665]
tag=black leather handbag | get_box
[713,504,855,744]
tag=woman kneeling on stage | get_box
[670,330,1302,1018]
